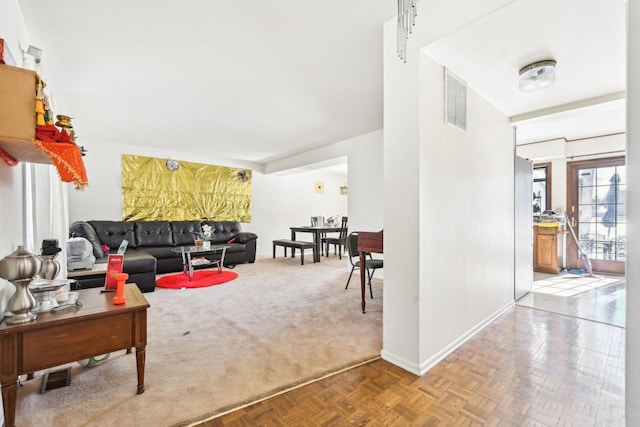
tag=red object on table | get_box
[103,254,124,291]
[113,273,129,304]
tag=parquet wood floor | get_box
[197,306,624,426]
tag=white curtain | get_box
[23,162,70,279]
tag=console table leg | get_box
[136,347,146,394]
[2,380,17,427]
[360,252,366,313]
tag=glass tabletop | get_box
[171,245,230,254]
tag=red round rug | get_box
[156,270,238,289]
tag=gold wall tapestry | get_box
[121,154,252,222]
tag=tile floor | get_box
[531,274,622,297]
[518,272,626,327]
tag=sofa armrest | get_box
[69,221,105,259]
[233,232,258,244]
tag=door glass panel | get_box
[577,165,625,262]
[578,185,596,205]
[578,205,596,222]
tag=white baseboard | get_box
[380,349,422,376]
[381,301,515,376]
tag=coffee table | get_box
[172,245,230,280]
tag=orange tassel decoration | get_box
[35,100,46,126]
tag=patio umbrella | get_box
[601,172,620,259]
[602,173,620,232]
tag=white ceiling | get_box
[423,0,627,144]
[17,0,396,164]
[17,0,627,168]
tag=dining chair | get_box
[310,216,324,227]
[323,216,348,259]
[344,231,383,298]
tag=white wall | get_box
[0,0,29,255]
[627,2,639,424]
[381,0,517,375]
[418,54,515,368]
[0,164,23,255]
[67,140,355,257]
[0,3,30,424]
[264,130,384,233]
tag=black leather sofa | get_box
[69,220,258,292]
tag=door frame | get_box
[566,156,625,275]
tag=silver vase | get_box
[0,246,41,324]
[6,279,37,323]
[38,255,60,280]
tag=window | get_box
[532,163,551,214]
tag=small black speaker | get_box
[42,239,61,256]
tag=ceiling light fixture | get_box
[519,60,556,92]
[397,0,417,62]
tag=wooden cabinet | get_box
[534,224,566,274]
[0,64,52,164]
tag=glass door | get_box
[567,157,625,275]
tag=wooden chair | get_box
[323,216,348,258]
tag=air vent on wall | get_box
[445,69,467,131]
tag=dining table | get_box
[290,226,347,262]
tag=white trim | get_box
[417,301,515,375]
[382,301,515,376]
[380,350,422,376]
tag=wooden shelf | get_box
[0,136,52,164]
[0,64,52,165]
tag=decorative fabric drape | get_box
[34,124,88,190]
[121,154,252,222]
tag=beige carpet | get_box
[14,256,383,426]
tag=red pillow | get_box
[227,237,236,244]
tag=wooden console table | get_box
[358,230,383,313]
[0,284,149,427]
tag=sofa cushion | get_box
[142,246,181,261]
[225,243,246,254]
[121,250,157,274]
[135,221,173,247]
[171,221,203,246]
[69,221,105,258]
[89,220,137,249]
[202,221,242,244]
